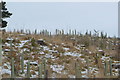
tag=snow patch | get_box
[50,65,64,74]
[64,52,81,57]
[2,69,11,75]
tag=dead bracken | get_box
[1,29,120,78]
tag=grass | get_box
[1,29,120,78]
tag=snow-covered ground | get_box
[2,33,120,78]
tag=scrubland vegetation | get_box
[0,29,120,78]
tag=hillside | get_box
[1,29,120,78]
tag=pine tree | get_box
[0,1,12,28]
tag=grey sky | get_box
[6,2,118,37]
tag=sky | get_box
[6,2,118,37]
[3,0,119,2]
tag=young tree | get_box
[0,1,12,28]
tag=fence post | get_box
[21,53,24,73]
[104,60,108,76]
[75,62,81,78]
[38,64,42,78]
[0,38,2,80]
[34,29,37,34]
[62,29,64,35]
[29,30,31,35]
[75,29,76,35]
[86,57,90,77]
[69,29,71,35]
[109,59,112,76]
[11,58,15,78]
[26,61,30,78]
[42,58,46,78]
[45,70,48,78]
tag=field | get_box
[1,29,120,78]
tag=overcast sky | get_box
[6,2,118,37]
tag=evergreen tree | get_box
[0,1,12,28]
